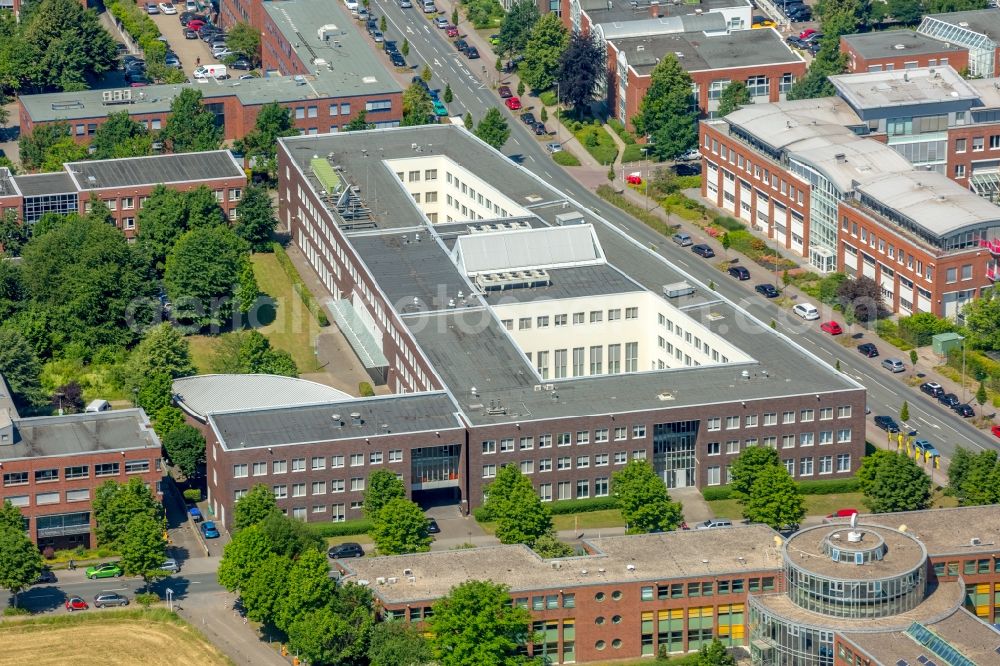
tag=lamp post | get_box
[641,147,650,211]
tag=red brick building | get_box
[8,151,247,238]
[0,377,162,549]
[841,31,968,74]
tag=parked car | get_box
[520,112,536,126]
[384,40,398,54]
[793,303,820,320]
[953,403,975,417]
[201,521,220,538]
[189,506,203,522]
[146,2,160,13]
[799,28,817,40]
[785,35,804,48]
[992,424,1000,438]
[399,0,412,6]
[328,542,365,558]
[881,358,905,373]
[426,518,441,534]
[160,558,180,573]
[389,52,406,67]
[164,53,182,69]
[365,18,378,33]
[857,342,879,357]
[158,2,177,14]
[913,439,940,458]
[823,508,858,522]
[411,75,429,91]
[820,321,843,335]
[755,283,779,298]
[433,99,448,116]
[453,39,468,53]
[692,244,715,258]
[94,593,129,608]
[85,562,123,580]
[466,46,480,59]
[920,381,944,398]
[446,25,458,37]
[184,28,198,39]
[728,266,750,280]
[546,142,562,153]
[751,15,775,28]
[696,519,733,529]
[802,31,823,44]
[498,85,512,98]
[532,122,547,135]
[66,597,89,611]
[671,232,693,246]
[505,96,522,111]
[186,18,205,30]
[230,58,251,70]
[33,569,57,585]
[873,415,900,432]
[434,16,449,27]
[938,392,960,408]
[185,0,197,10]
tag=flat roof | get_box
[613,27,802,76]
[0,168,19,198]
[0,409,160,461]
[594,12,727,41]
[13,172,75,197]
[722,97,864,152]
[208,392,463,449]
[922,9,1000,42]
[830,505,1000,558]
[580,0,750,26]
[829,65,980,111]
[788,136,913,194]
[341,525,781,604]
[65,151,244,190]
[846,609,1000,665]
[784,523,925,581]
[281,126,863,426]
[173,374,351,420]
[841,30,967,60]
[855,170,1000,239]
[18,0,400,125]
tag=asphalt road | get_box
[368,0,999,461]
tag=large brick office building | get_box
[17,0,402,144]
[0,375,162,549]
[342,506,1000,664]
[185,124,865,531]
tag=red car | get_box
[991,424,1000,438]
[626,174,642,185]
[187,19,205,30]
[820,321,843,335]
[799,28,816,40]
[498,85,512,98]
[66,596,89,611]
[505,96,522,110]
[446,25,458,37]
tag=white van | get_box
[85,399,111,413]
[343,0,359,10]
[792,303,820,320]
[193,64,227,80]
[422,0,436,12]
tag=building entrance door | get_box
[653,420,699,490]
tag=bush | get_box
[675,175,702,189]
[548,496,619,515]
[135,592,161,609]
[573,125,618,166]
[303,519,371,538]
[701,486,733,501]
[595,185,672,236]
[552,151,581,167]
[538,90,558,106]
[876,319,915,352]
[359,381,375,397]
[272,242,330,327]
[713,215,744,232]
[183,489,202,503]
[947,348,1000,394]
[3,607,30,616]
[42,546,55,560]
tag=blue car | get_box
[200,521,220,539]
[433,100,448,116]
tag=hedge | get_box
[549,496,618,515]
[108,0,162,56]
[538,90,558,107]
[552,150,581,167]
[713,215,745,232]
[947,348,1000,393]
[702,477,859,502]
[304,519,371,538]
[621,143,645,163]
[701,487,733,501]
[272,242,331,327]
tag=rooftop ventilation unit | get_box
[350,412,362,426]
[894,44,906,50]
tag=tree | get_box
[531,533,575,558]
[729,446,781,503]
[475,107,511,150]
[884,0,924,24]
[443,83,453,103]
[836,275,884,322]
[947,446,973,500]
[632,54,698,160]
[721,232,731,257]
[364,469,407,520]
[742,465,804,529]
[696,638,737,666]
[402,39,410,57]
[956,450,1000,506]
[135,371,173,414]
[233,483,278,531]
[218,523,274,592]
[485,467,552,546]
[497,0,539,56]
[612,460,684,533]
[900,400,909,423]
[233,102,296,180]
[153,405,186,438]
[160,88,222,154]
[0,524,43,608]
[369,620,433,666]
[451,7,459,26]
[0,209,31,257]
[162,424,205,478]
[463,111,473,129]
[963,287,1000,350]
[380,15,387,32]
[976,381,988,408]
[557,30,604,115]
[516,79,525,97]
[429,580,532,666]
[211,329,299,377]
[164,225,250,331]
[857,450,931,513]
[0,328,43,407]
[241,552,292,625]
[90,111,151,160]
[0,500,25,533]
[18,123,88,172]
[125,322,195,390]
[235,259,260,315]
[287,606,361,666]
[225,21,261,66]
[50,381,84,414]
[519,13,567,91]
[120,513,167,588]
[92,477,163,547]
[403,83,435,126]
[258,509,324,558]
[370,498,432,555]
[345,109,373,132]
[909,349,919,366]
[421,65,432,82]
[717,81,751,117]
[277,548,335,632]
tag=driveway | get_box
[148,9,216,78]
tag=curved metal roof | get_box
[173,374,351,420]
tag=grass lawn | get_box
[326,534,374,547]
[477,509,626,535]
[562,118,618,166]
[710,492,866,521]
[186,334,221,375]
[0,609,232,665]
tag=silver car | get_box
[160,558,180,573]
[881,358,905,373]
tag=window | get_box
[632,425,646,438]
[557,433,571,447]
[95,463,119,477]
[819,455,833,474]
[745,415,758,428]
[576,479,589,498]
[273,460,287,474]
[36,492,60,505]
[782,411,795,424]
[539,458,552,472]
[799,457,814,476]
[819,408,833,420]
[292,483,306,498]
[252,462,267,476]
[350,453,364,467]
[763,412,777,426]
[331,503,346,522]
[576,455,590,468]
[273,485,288,499]
[233,464,248,478]
[956,138,967,153]
[973,136,985,151]
[576,431,590,445]
[837,428,852,443]
[800,409,814,422]
[837,453,851,472]
[589,310,603,323]
[369,451,383,464]
[539,434,552,448]
[64,465,89,480]
[539,483,552,501]
[573,347,585,376]
[595,477,609,496]
[519,437,534,450]
[573,312,585,324]
[35,469,59,483]
[331,479,345,493]
[746,75,769,97]
[557,457,572,470]
[482,440,496,454]
[500,438,515,452]
[782,435,795,449]
[614,426,627,440]
[707,466,721,485]
[707,417,721,431]
[614,451,628,465]
[707,442,721,456]
[291,458,305,472]
[311,456,326,471]
[726,440,740,454]
[350,477,365,491]
[625,342,638,372]
[520,460,534,474]
[66,488,90,502]
[725,416,739,430]
[312,481,326,495]
[800,432,814,447]
[483,464,497,478]
[554,314,567,326]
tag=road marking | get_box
[406,25,413,34]
[434,58,441,67]
[917,417,940,429]
[511,138,519,145]
[543,170,552,178]
[423,24,430,33]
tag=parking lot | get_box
[147,8,218,80]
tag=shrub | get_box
[701,486,733,501]
[359,381,375,397]
[595,185,671,236]
[42,546,55,560]
[3,607,30,616]
[272,242,330,327]
[876,319,915,352]
[548,496,618,515]
[947,348,1000,394]
[621,143,645,163]
[538,90,558,106]
[675,175,702,189]
[713,215,744,232]
[552,151,580,166]
[183,489,202,503]
[303,519,371,538]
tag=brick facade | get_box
[841,36,968,75]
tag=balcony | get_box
[987,266,1000,282]
[980,238,1000,257]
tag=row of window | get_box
[2,460,154,487]
[236,474,402,499]
[706,454,852,485]
[528,343,639,379]
[707,407,852,431]
[481,427,646,455]
[954,134,1000,154]
[535,478,612,501]
[707,436,854,455]
[483,451,649,480]
[705,74,794,100]
[4,488,93,507]
[842,217,937,282]
[504,308,640,332]
[231,451,405,478]
[934,558,1000,578]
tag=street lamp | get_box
[640,147,650,211]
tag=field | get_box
[0,609,232,666]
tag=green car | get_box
[433,100,448,116]
[85,562,123,580]
[489,34,499,46]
